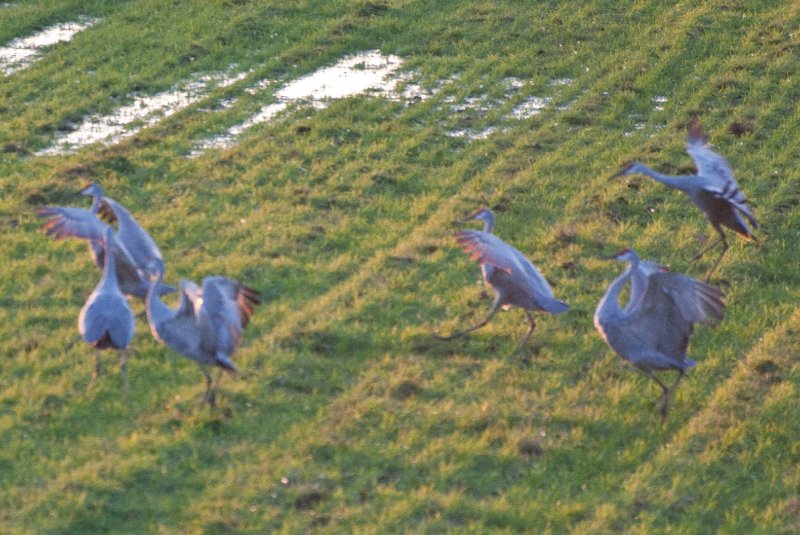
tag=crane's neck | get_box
[145,270,174,333]
[99,237,119,290]
[478,211,495,233]
[89,191,102,214]
[634,164,694,192]
[595,262,635,324]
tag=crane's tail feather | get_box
[543,299,569,315]
[237,286,261,327]
[215,354,238,373]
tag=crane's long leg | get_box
[690,225,728,282]
[513,310,537,354]
[119,349,129,401]
[200,367,216,407]
[212,368,224,406]
[703,226,729,283]
[690,237,722,263]
[434,296,501,341]
[88,350,102,390]
[640,369,671,421]
[669,368,685,395]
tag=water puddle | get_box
[510,96,551,120]
[192,50,412,154]
[0,18,96,75]
[38,68,249,155]
[35,48,576,154]
[443,78,555,140]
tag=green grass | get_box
[3,0,800,532]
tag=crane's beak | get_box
[610,169,625,179]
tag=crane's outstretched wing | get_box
[685,119,759,231]
[36,206,108,241]
[455,230,521,275]
[627,270,724,360]
[626,260,667,312]
[99,197,164,268]
[686,120,735,188]
[653,272,725,327]
[695,187,760,234]
[198,276,261,357]
[456,230,567,313]
[626,276,694,359]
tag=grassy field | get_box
[2,0,800,532]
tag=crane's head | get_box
[460,207,495,225]
[611,162,644,178]
[610,247,640,264]
[79,182,104,199]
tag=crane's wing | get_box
[627,276,693,358]
[36,206,108,241]
[626,261,667,312]
[175,279,201,319]
[99,197,164,267]
[198,276,261,356]
[455,230,523,275]
[653,272,725,327]
[510,247,561,300]
[695,187,760,232]
[627,270,724,359]
[686,121,735,188]
[457,230,566,312]
[685,120,759,230]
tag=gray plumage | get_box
[78,227,136,395]
[614,118,759,281]
[142,259,261,405]
[435,207,568,351]
[594,248,725,419]
[36,183,175,299]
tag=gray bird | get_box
[435,207,569,351]
[142,259,261,406]
[78,227,136,395]
[613,118,759,281]
[594,248,725,419]
[36,183,175,299]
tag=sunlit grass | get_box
[2,0,799,532]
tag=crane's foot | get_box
[432,332,464,341]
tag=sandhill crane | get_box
[613,118,759,281]
[78,228,135,395]
[594,248,725,420]
[142,259,261,406]
[435,207,569,352]
[36,183,175,298]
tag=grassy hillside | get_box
[2,0,800,532]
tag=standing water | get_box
[0,19,97,75]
